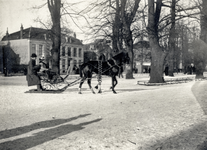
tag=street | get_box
[0,74,207,150]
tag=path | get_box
[0,75,206,150]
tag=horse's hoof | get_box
[78,91,82,94]
[93,92,96,94]
[98,90,102,93]
[94,86,98,89]
[113,91,117,94]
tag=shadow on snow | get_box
[0,114,102,150]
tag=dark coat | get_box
[26,59,41,86]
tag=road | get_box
[0,75,207,150]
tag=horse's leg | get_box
[78,77,86,94]
[87,74,95,94]
[111,76,117,94]
[97,81,102,93]
[113,76,118,88]
[94,82,102,93]
[95,84,98,89]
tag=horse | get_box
[78,52,130,94]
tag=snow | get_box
[0,73,207,150]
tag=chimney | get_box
[6,28,9,40]
[73,32,76,38]
[20,24,23,39]
[29,26,32,38]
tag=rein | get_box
[87,59,121,74]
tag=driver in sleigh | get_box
[26,53,43,91]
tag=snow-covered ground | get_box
[0,74,206,150]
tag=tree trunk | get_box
[48,0,61,74]
[167,51,174,76]
[195,62,205,79]
[168,0,176,76]
[124,26,134,79]
[112,0,122,53]
[149,43,165,83]
[198,0,207,79]
[148,0,166,83]
[200,0,207,43]
[120,0,140,79]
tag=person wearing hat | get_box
[26,53,43,91]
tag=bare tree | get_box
[200,0,207,43]
[194,0,207,78]
[47,0,61,74]
[120,0,141,79]
[147,0,167,83]
[191,39,207,78]
[167,0,176,76]
[79,0,143,79]
[112,0,123,52]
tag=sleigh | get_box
[38,69,68,91]
[25,59,82,93]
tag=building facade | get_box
[0,25,84,74]
[133,40,151,73]
[83,39,112,62]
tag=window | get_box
[31,44,36,54]
[39,45,43,56]
[68,59,71,66]
[68,47,71,56]
[62,59,65,68]
[78,60,82,65]
[79,48,82,57]
[73,48,77,57]
[73,59,77,66]
[62,46,65,56]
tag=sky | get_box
[0,0,90,43]
[0,0,199,44]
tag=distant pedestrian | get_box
[164,66,169,76]
[26,53,43,91]
[149,67,151,77]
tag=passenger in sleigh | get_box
[26,53,43,91]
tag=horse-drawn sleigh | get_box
[26,52,130,94]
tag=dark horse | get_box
[78,52,130,94]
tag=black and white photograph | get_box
[0,0,207,149]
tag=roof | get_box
[2,27,83,45]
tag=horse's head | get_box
[122,52,130,64]
[112,52,130,65]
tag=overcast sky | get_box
[0,0,199,43]
[0,0,90,42]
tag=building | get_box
[83,39,112,62]
[133,40,151,73]
[0,25,84,74]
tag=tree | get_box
[120,0,141,79]
[47,0,61,74]
[79,0,142,79]
[191,39,207,78]
[188,0,207,79]
[200,0,207,43]
[167,0,176,76]
[147,0,167,83]
[112,0,123,53]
